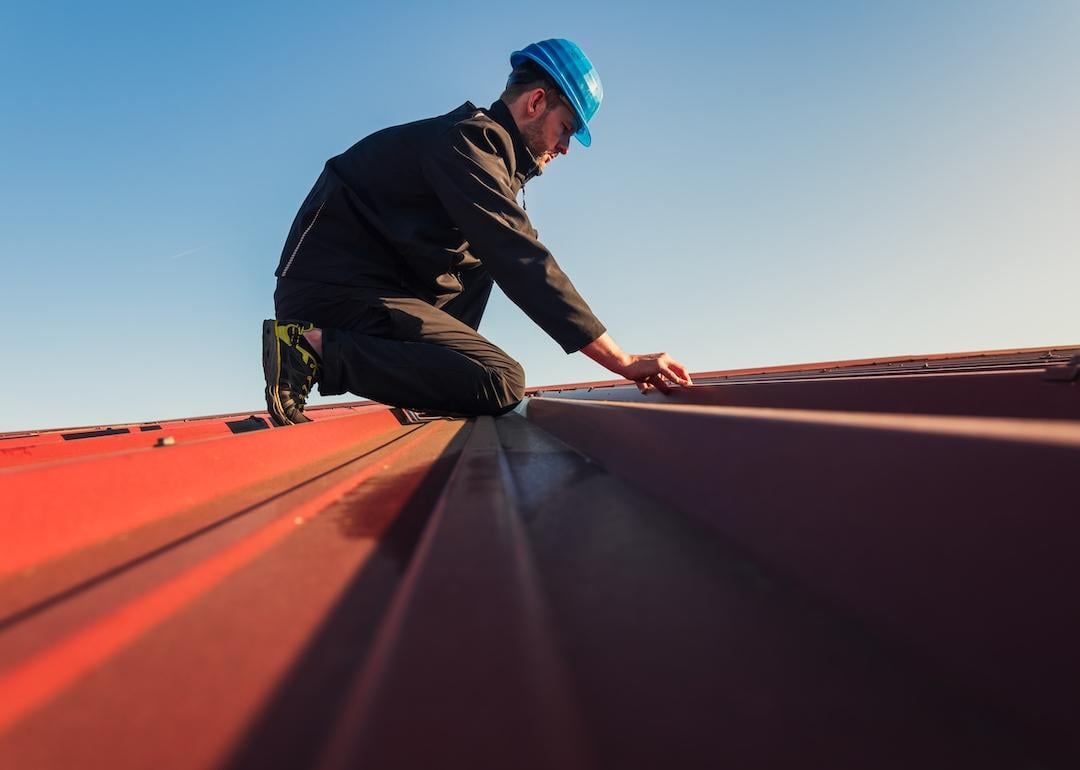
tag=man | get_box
[263,38,692,426]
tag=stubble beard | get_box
[520,110,555,171]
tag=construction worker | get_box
[263,38,692,426]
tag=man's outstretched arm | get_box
[581,332,694,394]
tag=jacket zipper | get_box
[281,201,324,277]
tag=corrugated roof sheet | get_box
[1,344,1078,769]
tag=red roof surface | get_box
[2,344,1078,768]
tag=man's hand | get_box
[580,333,694,395]
[622,352,694,394]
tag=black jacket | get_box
[275,99,606,353]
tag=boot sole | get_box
[262,320,290,427]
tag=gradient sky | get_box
[2,1,1077,432]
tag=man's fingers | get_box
[650,374,672,394]
[626,353,693,389]
[660,362,692,387]
[670,360,693,385]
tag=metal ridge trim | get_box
[528,398,1080,446]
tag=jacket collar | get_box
[487,99,541,183]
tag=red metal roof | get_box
[1,344,1078,768]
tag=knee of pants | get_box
[487,360,525,415]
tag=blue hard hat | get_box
[509,38,603,147]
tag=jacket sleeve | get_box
[420,120,606,354]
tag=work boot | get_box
[262,319,320,426]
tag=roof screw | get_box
[155,436,176,447]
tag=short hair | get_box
[500,60,565,106]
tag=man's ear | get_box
[525,88,547,118]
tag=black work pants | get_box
[274,270,525,416]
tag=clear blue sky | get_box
[2,1,1077,431]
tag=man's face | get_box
[520,92,576,172]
